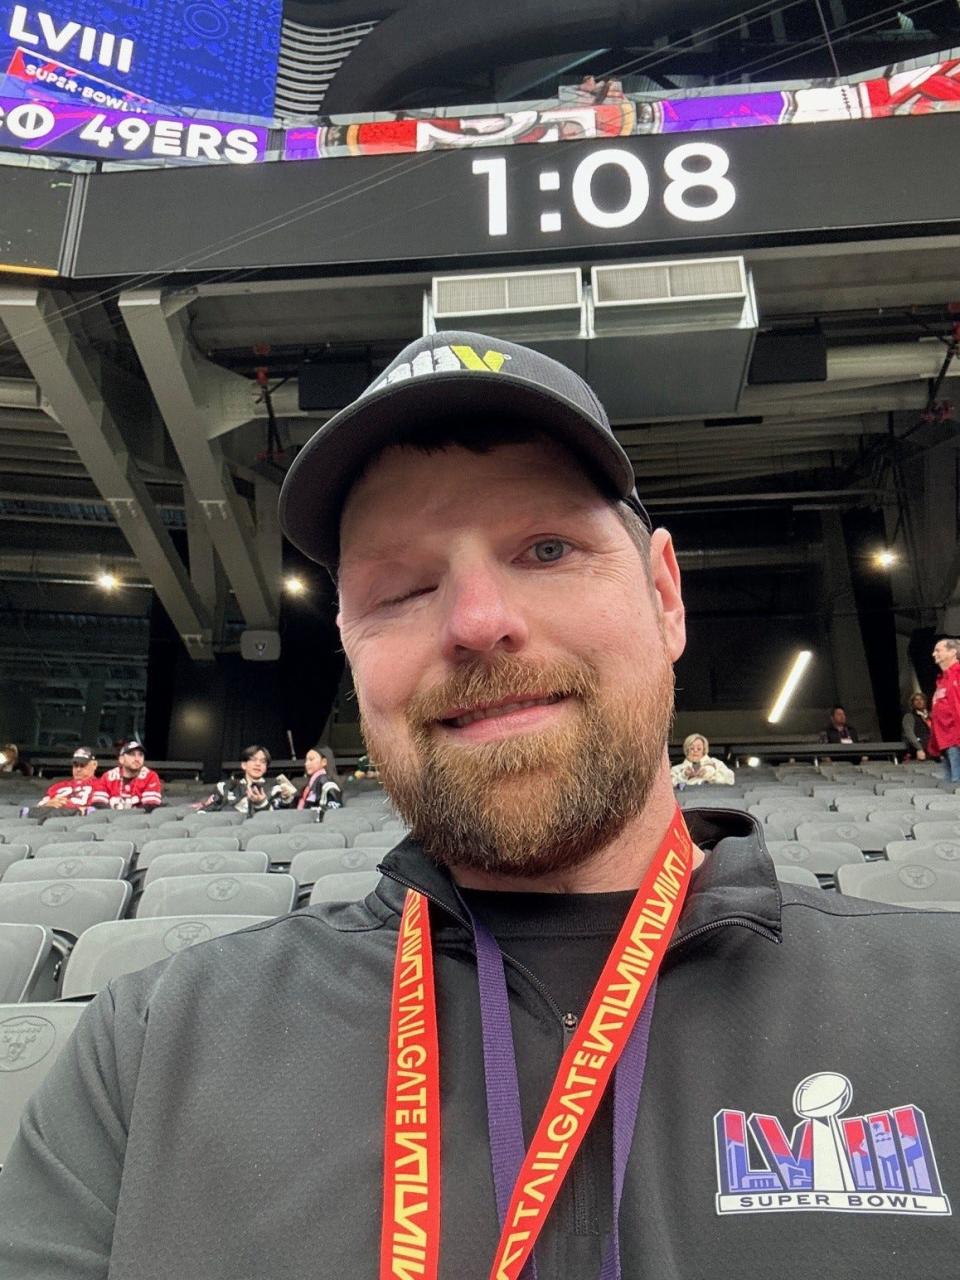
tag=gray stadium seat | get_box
[773,865,822,889]
[34,840,134,867]
[32,816,87,833]
[0,879,131,941]
[137,872,296,919]
[837,861,960,908]
[21,828,102,856]
[271,810,328,827]
[102,813,152,830]
[153,821,193,837]
[308,870,381,904]
[923,796,960,813]
[244,830,347,862]
[0,923,58,1002]
[885,839,960,866]
[350,830,405,849]
[184,812,246,831]
[0,1001,85,1166]
[143,849,268,887]
[0,845,30,878]
[61,915,269,998]
[765,841,865,877]
[319,814,373,834]
[178,826,246,843]
[911,820,960,843]
[761,817,802,843]
[290,847,385,888]
[912,794,960,811]
[0,805,23,819]
[135,836,241,870]
[863,809,916,836]
[0,819,38,833]
[794,821,902,853]
[4,855,126,883]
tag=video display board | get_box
[0,1,282,118]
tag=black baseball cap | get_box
[120,740,144,755]
[279,330,649,570]
[71,747,96,764]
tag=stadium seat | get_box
[794,821,903,854]
[761,817,802,843]
[308,870,381,904]
[0,879,131,941]
[178,825,246,842]
[135,836,241,870]
[32,816,87,833]
[21,828,102,856]
[289,847,385,888]
[0,819,38,834]
[244,830,347,862]
[350,830,405,848]
[773,865,821,889]
[0,1001,86,1166]
[885,839,960,866]
[0,845,30,878]
[184,812,246,831]
[142,849,268,887]
[137,872,296,919]
[0,923,58,1002]
[272,810,327,828]
[863,809,916,836]
[4,855,126,883]
[103,813,152,830]
[911,820,960,843]
[837,861,960,908]
[923,796,960,813]
[60,915,270,998]
[34,840,134,868]
[765,841,865,877]
[912,794,960,811]
[320,814,373,834]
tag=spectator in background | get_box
[902,691,931,760]
[283,744,344,811]
[100,741,164,810]
[670,733,735,786]
[928,637,960,782]
[195,744,273,815]
[34,747,107,812]
[0,743,32,776]
[821,705,858,744]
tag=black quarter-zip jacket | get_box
[0,808,957,1278]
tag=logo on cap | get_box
[370,344,510,393]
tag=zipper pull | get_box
[561,1011,579,1043]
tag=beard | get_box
[361,647,674,879]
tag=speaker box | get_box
[298,361,371,411]
[241,630,281,662]
[749,331,827,385]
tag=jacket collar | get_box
[377,807,782,945]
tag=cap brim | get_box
[279,370,636,568]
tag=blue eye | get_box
[531,539,569,563]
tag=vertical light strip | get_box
[767,650,813,724]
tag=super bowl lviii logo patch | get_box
[714,1071,951,1216]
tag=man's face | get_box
[243,752,269,782]
[119,749,143,777]
[72,758,96,781]
[832,708,847,727]
[338,440,686,877]
[933,641,957,670]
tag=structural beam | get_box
[119,288,278,629]
[0,287,212,659]
[820,510,880,737]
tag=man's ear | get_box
[649,528,686,663]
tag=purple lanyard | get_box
[470,914,656,1280]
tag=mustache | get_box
[407,655,599,728]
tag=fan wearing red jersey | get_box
[37,746,108,810]
[100,741,164,810]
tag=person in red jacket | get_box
[100,741,164,809]
[927,637,960,782]
[36,746,108,811]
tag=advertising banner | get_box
[0,93,268,162]
[0,1,282,118]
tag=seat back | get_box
[350,830,404,849]
[0,923,57,1001]
[0,845,30,878]
[794,821,901,853]
[135,836,241,870]
[773,864,821,889]
[244,830,347,862]
[61,915,269,997]
[837,861,960,907]
[143,849,269,887]
[290,847,384,888]
[911,820,960,843]
[4,855,126,883]
[0,879,131,940]
[885,839,960,866]
[308,870,381,904]
[136,872,296,919]
[34,840,134,867]
[0,1001,86,1166]
[765,841,864,876]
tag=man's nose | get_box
[439,564,529,661]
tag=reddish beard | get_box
[362,651,674,878]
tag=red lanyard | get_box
[380,808,694,1280]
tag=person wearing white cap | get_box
[100,741,164,810]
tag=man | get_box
[928,637,960,782]
[99,740,164,810]
[1,333,956,1278]
[34,745,107,811]
[822,704,859,744]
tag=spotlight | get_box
[874,549,897,569]
[747,756,761,768]
[284,576,306,596]
[768,650,813,725]
[96,571,119,591]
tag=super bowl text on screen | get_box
[471,142,737,238]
